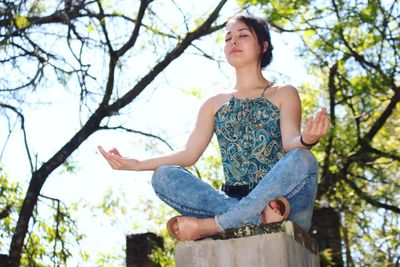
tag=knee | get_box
[151,165,176,192]
[287,148,318,172]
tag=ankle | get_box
[214,218,224,233]
[198,218,223,236]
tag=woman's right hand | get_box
[97,146,140,171]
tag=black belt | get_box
[222,184,251,199]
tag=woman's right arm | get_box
[98,96,217,171]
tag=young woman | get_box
[98,15,330,241]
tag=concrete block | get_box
[175,221,319,267]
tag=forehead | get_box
[225,20,251,34]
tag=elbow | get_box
[281,135,302,153]
[180,150,201,167]
[282,145,292,153]
[182,155,200,167]
[281,141,291,153]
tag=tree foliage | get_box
[0,167,83,266]
[0,0,232,265]
[2,0,399,266]
[240,0,400,265]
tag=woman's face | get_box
[224,19,263,68]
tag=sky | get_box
[0,0,312,264]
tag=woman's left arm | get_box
[278,85,330,152]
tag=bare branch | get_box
[98,125,203,178]
[0,103,34,172]
[99,125,174,151]
[96,0,114,53]
[8,2,228,265]
[0,63,44,92]
[115,0,152,57]
[108,0,228,113]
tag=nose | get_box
[230,37,238,46]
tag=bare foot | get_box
[167,216,223,241]
[169,219,181,238]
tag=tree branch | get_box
[115,0,153,57]
[365,145,400,162]
[342,176,400,214]
[331,0,381,72]
[0,1,88,28]
[108,0,228,113]
[96,0,114,53]
[363,90,400,143]
[98,126,203,178]
[99,126,174,151]
[8,2,228,265]
[319,63,337,199]
[0,103,34,172]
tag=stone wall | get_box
[175,221,320,267]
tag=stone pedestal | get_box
[175,221,319,267]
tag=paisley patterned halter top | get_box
[214,84,285,190]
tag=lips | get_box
[229,49,242,55]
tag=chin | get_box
[227,59,254,69]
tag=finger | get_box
[105,156,123,169]
[304,116,314,132]
[307,114,319,134]
[313,111,322,126]
[101,150,121,164]
[316,113,327,134]
[97,147,123,169]
[106,152,122,161]
[98,146,109,157]
[111,148,122,157]
[322,116,331,134]
[315,108,328,133]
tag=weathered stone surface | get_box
[175,221,320,267]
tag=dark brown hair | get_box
[229,15,273,69]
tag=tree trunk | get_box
[8,110,106,267]
[126,233,163,267]
[310,207,343,267]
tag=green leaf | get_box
[15,15,30,29]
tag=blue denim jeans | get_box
[151,148,318,232]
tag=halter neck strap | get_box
[261,82,274,97]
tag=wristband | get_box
[300,135,319,148]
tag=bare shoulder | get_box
[275,84,300,102]
[201,92,232,114]
[275,84,299,95]
[275,84,302,112]
[265,83,299,109]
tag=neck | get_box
[234,65,269,92]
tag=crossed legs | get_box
[152,148,318,240]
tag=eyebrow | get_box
[225,28,250,35]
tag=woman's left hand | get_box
[301,107,331,144]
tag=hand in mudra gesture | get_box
[301,107,331,145]
[97,146,140,171]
